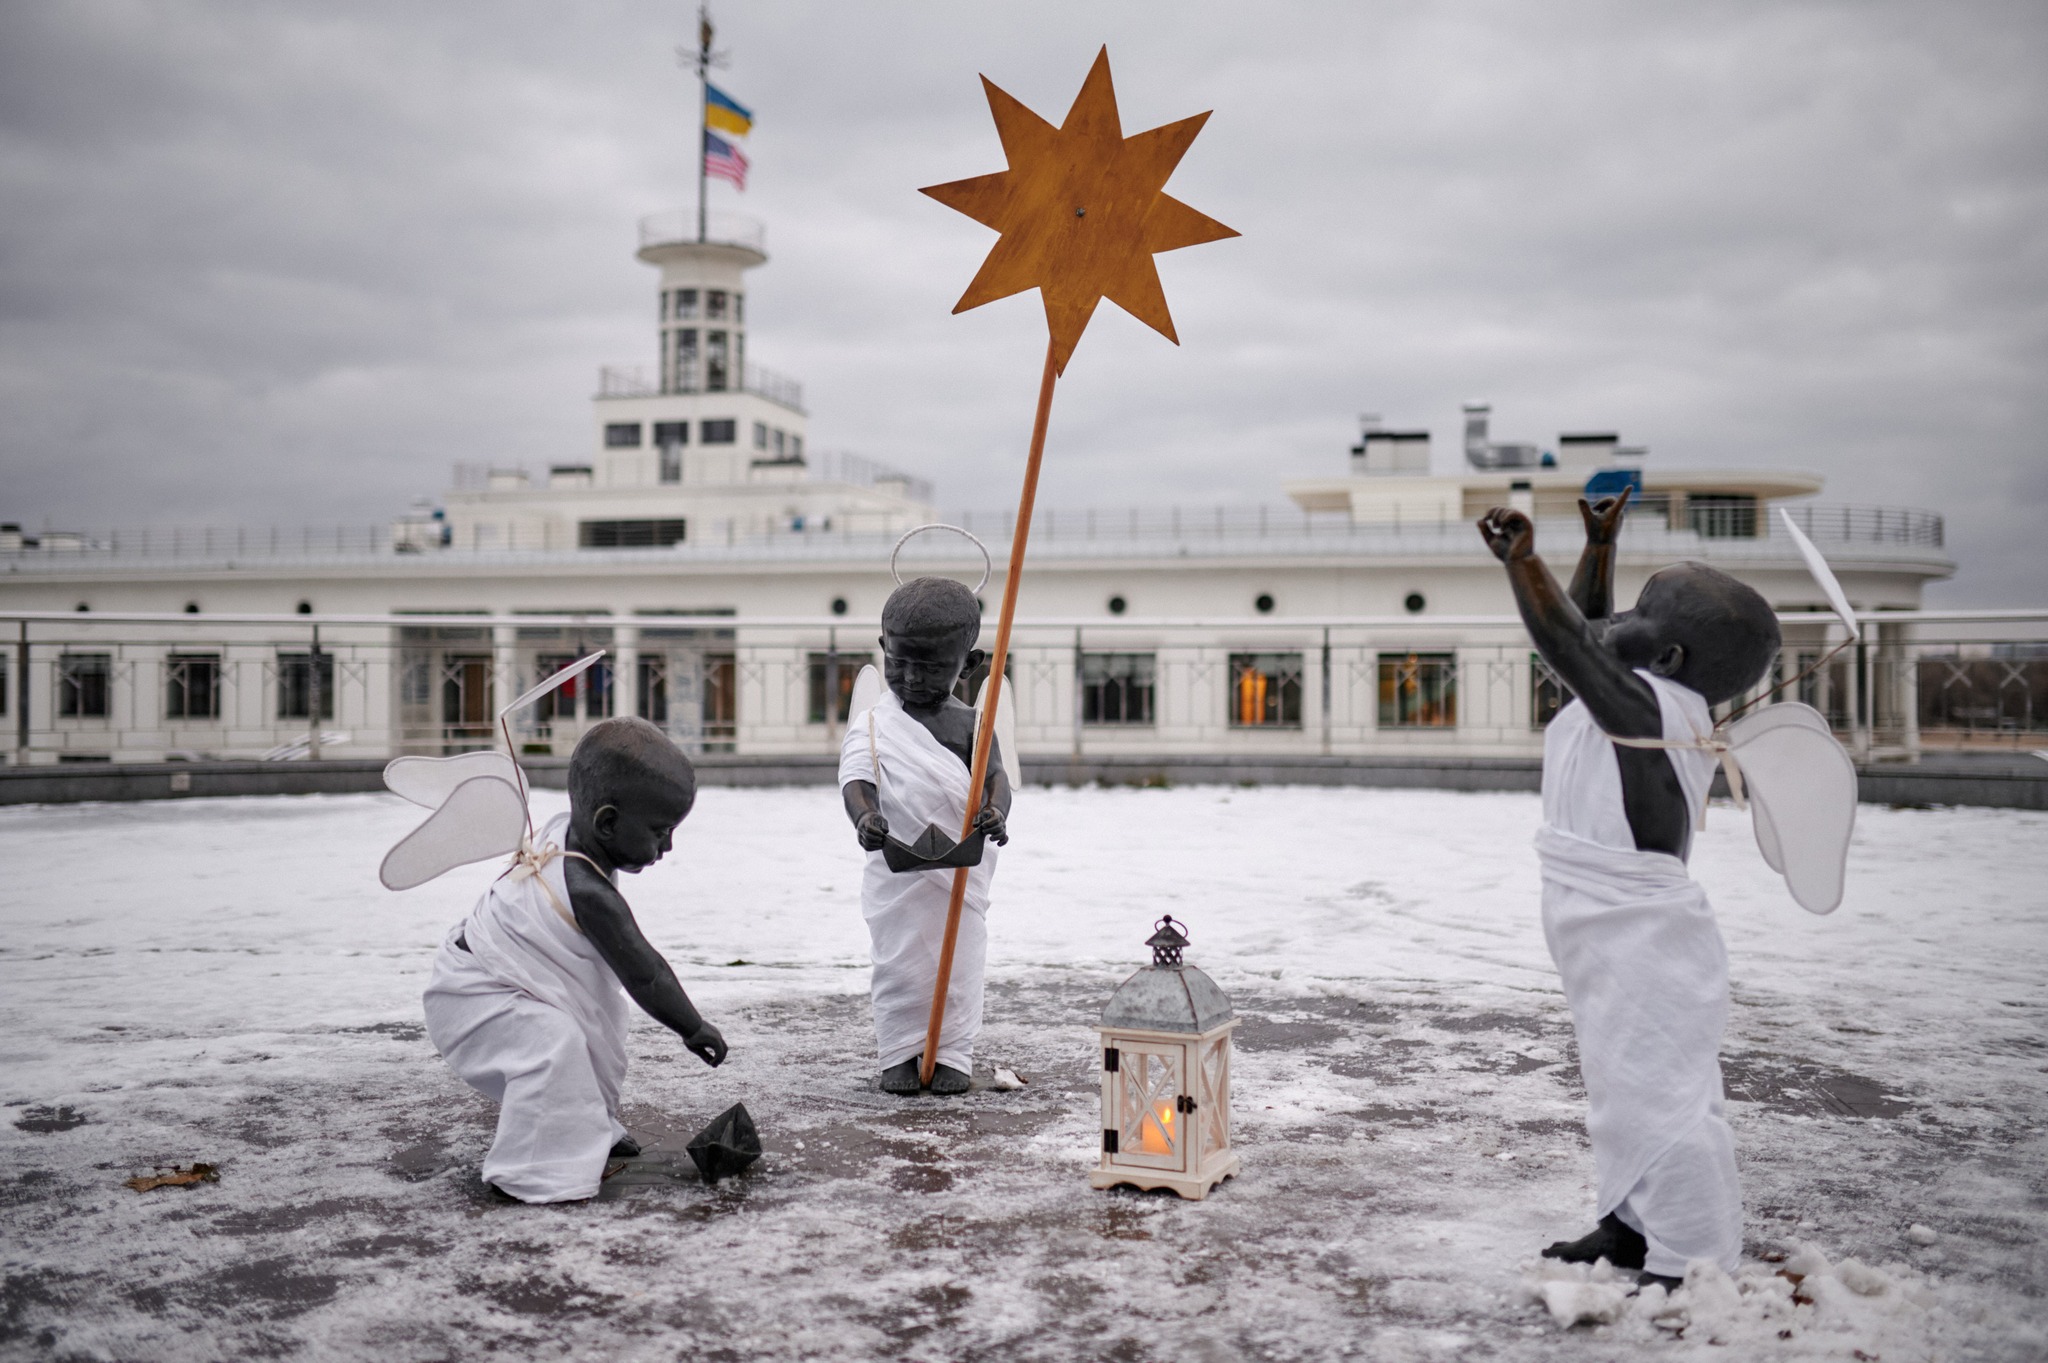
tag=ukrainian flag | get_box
[706,84,753,137]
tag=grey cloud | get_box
[1,0,2043,601]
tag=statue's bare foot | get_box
[928,1064,971,1095]
[1542,1213,1646,1270]
[879,1058,923,1095]
[609,1135,642,1158]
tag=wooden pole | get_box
[918,338,1058,1086]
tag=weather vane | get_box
[910,47,1237,1085]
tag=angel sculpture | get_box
[837,530,1017,1096]
[1476,495,1860,1290]
[379,655,727,1203]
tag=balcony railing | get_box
[636,209,765,255]
[0,500,1951,565]
[595,362,804,413]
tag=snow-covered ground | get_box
[1,785,2043,1361]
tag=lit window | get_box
[57,654,111,718]
[700,419,736,445]
[605,423,643,448]
[1229,653,1302,728]
[808,652,875,723]
[1083,653,1156,726]
[1377,651,1457,728]
[165,653,221,720]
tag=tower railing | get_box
[637,209,766,255]
[594,362,803,413]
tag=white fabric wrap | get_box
[838,691,999,1073]
[1536,673,1742,1276]
[421,811,628,1202]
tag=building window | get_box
[534,654,613,721]
[734,293,745,324]
[753,421,769,450]
[654,422,687,483]
[604,422,643,448]
[638,657,668,724]
[1688,493,1758,539]
[277,651,336,721]
[58,654,112,718]
[0,651,7,718]
[706,289,728,320]
[703,653,737,742]
[701,419,736,445]
[1531,653,1568,728]
[579,519,687,549]
[165,653,222,720]
[1378,651,1457,728]
[706,331,729,391]
[772,429,787,457]
[673,328,699,392]
[658,291,668,322]
[1081,652,1156,726]
[1230,652,1302,728]
[654,421,688,448]
[808,652,874,723]
[674,288,698,320]
[789,434,803,459]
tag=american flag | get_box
[704,131,749,191]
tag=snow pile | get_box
[1521,1241,1943,1352]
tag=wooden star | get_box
[920,47,1238,375]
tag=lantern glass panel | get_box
[1199,1036,1231,1158]
[1115,1042,1186,1171]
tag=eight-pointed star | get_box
[920,47,1238,375]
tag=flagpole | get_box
[696,5,711,244]
[918,338,1058,1088]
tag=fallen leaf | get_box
[124,1163,219,1192]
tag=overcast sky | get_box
[2,1,2042,603]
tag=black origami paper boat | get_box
[882,823,986,875]
[687,1103,762,1184]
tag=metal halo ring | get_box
[890,523,992,594]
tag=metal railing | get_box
[594,361,804,413]
[3,608,2041,767]
[636,209,766,255]
[0,502,1950,566]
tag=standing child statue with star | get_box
[839,574,1012,1095]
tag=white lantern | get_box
[1089,916,1239,1200]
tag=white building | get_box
[0,211,1961,769]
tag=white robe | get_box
[837,691,999,1074]
[421,811,629,1202]
[1536,672,1742,1277]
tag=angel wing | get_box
[501,651,607,721]
[847,664,884,726]
[1778,509,1859,641]
[379,775,528,891]
[975,674,1016,784]
[1726,702,1856,915]
[383,750,519,809]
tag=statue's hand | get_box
[855,811,890,852]
[1477,508,1534,562]
[973,803,1009,847]
[1579,495,1627,543]
[683,1020,727,1068]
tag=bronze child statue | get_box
[837,576,1012,1095]
[1477,496,1780,1289]
[420,717,727,1202]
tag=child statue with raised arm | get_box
[1477,496,1780,1289]
[838,577,1012,1096]
[422,717,727,1203]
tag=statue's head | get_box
[879,576,985,712]
[1602,562,1781,705]
[567,716,697,872]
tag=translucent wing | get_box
[383,751,520,809]
[976,677,1017,785]
[501,651,606,722]
[1727,703,1857,915]
[379,775,527,891]
[847,664,884,725]
[1778,509,1860,641]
